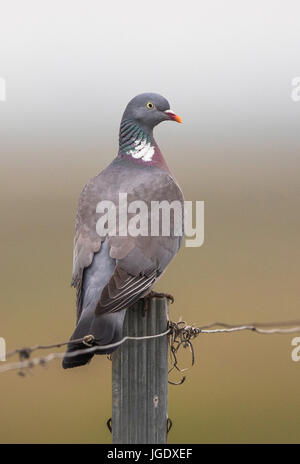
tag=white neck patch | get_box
[126,138,155,162]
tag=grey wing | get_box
[72,177,106,321]
[95,232,182,315]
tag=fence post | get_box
[112,297,169,444]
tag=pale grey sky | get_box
[0,0,300,160]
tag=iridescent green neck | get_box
[119,119,155,162]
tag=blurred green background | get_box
[1,0,300,443]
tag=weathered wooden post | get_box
[112,297,169,444]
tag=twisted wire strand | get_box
[1,319,300,376]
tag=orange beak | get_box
[164,109,182,123]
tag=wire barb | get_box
[1,319,300,376]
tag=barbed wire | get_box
[1,319,300,376]
[171,320,300,335]
[0,330,171,375]
[166,319,300,384]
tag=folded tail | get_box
[62,309,126,369]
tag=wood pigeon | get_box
[62,93,184,368]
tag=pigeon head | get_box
[118,92,181,165]
[121,92,182,131]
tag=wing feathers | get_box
[95,267,157,315]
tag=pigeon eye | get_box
[146,102,154,109]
